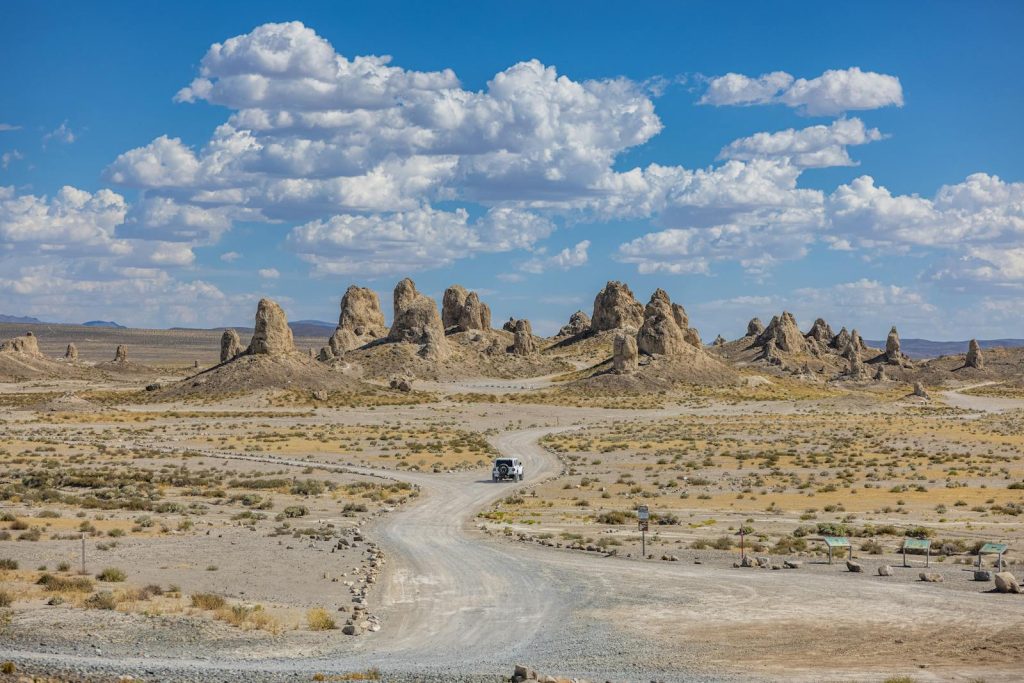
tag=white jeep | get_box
[491,457,524,482]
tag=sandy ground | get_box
[1,376,1023,682]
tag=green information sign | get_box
[903,538,931,551]
[823,536,850,548]
[979,542,1008,555]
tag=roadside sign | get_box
[637,505,650,557]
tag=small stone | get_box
[919,572,943,583]
[974,570,992,582]
[846,560,863,573]
[878,565,893,577]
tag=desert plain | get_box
[0,279,1023,683]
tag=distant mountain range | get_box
[169,320,335,337]
[82,320,126,328]
[0,314,44,324]
[864,338,1024,359]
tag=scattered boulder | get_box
[557,310,591,337]
[1,332,43,357]
[965,338,984,369]
[64,343,79,361]
[846,560,863,573]
[612,332,638,374]
[220,329,243,362]
[919,572,943,583]
[746,317,764,337]
[329,285,387,355]
[511,320,536,356]
[590,281,644,332]
[912,381,929,399]
[974,570,993,582]
[636,289,697,356]
[878,565,893,577]
[113,344,128,362]
[248,299,295,355]
[994,572,1021,593]
[783,560,801,569]
[389,377,413,392]
[387,279,449,357]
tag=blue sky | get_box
[1,1,1023,339]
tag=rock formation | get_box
[441,285,492,333]
[387,278,448,352]
[965,339,984,369]
[874,365,887,381]
[511,319,536,356]
[849,329,867,353]
[591,281,644,332]
[713,335,726,346]
[442,285,469,329]
[502,317,517,333]
[844,344,867,379]
[831,327,851,351]
[756,312,807,354]
[557,310,591,338]
[421,325,449,360]
[113,344,128,362]
[884,326,905,365]
[248,299,295,355]
[913,381,929,399]
[65,343,78,361]
[806,318,834,344]
[746,318,764,337]
[1,332,42,357]
[612,332,638,374]
[317,347,334,362]
[329,285,387,355]
[220,329,243,362]
[636,289,699,356]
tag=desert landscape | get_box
[1,279,1023,683]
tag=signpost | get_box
[977,542,1009,571]
[637,505,649,557]
[822,536,852,564]
[901,538,932,567]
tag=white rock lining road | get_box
[3,388,1024,681]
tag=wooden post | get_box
[80,533,86,574]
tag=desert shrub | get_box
[191,592,226,610]
[0,558,17,570]
[654,512,680,525]
[57,561,71,572]
[860,539,884,554]
[281,505,308,518]
[36,573,93,592]
[84,591,117,610]
[816,522,851,537]
[0,590,12,607]
[1,662,15,675]
[9,519,28,531]
[17,528,41,541]
[596,510,632,525]
[307,607,337,631]
[904,526,933,539]
[97,567,126,582]
[771,537,807,554]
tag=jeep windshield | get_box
[494,459,514,467]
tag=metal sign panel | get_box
[822,536,851,548]
[637,505,650,521]
[979,542,1008,555]
[902,538,931,551]
[638,520,649,532]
